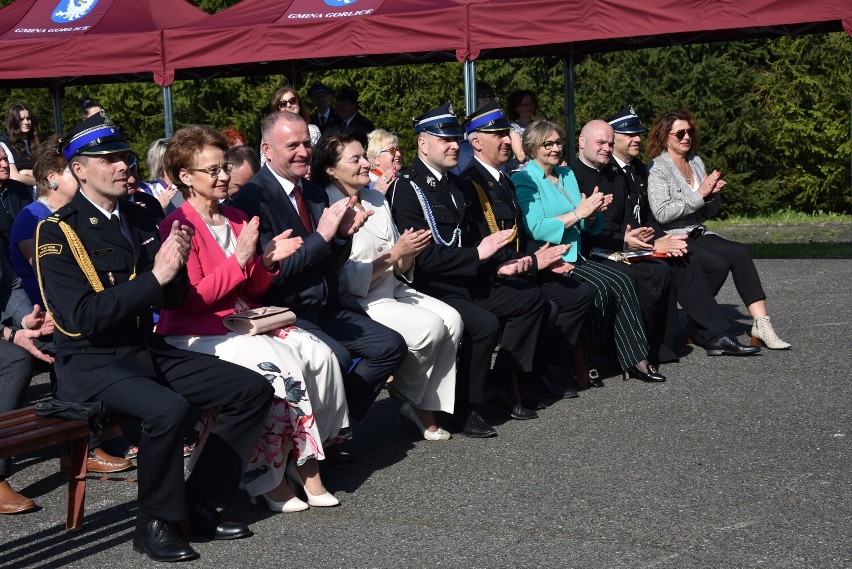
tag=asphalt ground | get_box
[1,258,850,569]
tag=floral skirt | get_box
[166,327,350,497]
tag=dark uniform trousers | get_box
[390,158,547,411]
[461,160,594,378]
[0,341,33,479]
[36,192,273,522]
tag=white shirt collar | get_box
[612,155,630,169]
[265,163,300,196]
[473,156,503,182]
[79,189,121,219]
[421,160,445,182]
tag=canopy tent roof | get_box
[0,0,207,87]
[162,0,470,84]
[160,0,852,82]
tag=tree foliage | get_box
[0,0,847,215]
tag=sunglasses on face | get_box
[379,146,400,154]
[540,139,564,150]
[669,128,695,141]
[277,96,299,108]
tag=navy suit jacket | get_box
[230,164,364,315]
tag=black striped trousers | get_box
[571,258,649,371]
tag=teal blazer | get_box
[512,160,604,262]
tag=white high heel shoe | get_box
[285,461,339,507]
[250,492,309,513]
[400,402,451,441]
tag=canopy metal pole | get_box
[463,59,476,117]
[849,44,851,215]
[163,85,174,138]
[50,85,62,135]
[563,49,576,161]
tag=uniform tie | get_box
[292,183,313,235]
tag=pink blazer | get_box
[156,201,278,336]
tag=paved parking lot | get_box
[2,258,850,569]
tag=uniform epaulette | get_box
[45,203,77,223]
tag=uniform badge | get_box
[89,217,99,225]
[426,176,436,187]
[107,272,116,286]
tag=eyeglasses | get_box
[540,139,564,150]
[669,128,695,141]
[188,163,234,178]
[277,96,299,108]
[379,146,400,154]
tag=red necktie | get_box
[292,183,313,234]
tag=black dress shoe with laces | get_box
[462,409,497,438]
[133,518,199,562]
[704,334,761,356]
[189,500,252,541]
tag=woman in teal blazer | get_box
[512,121,664,383]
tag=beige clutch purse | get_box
[222,306,297,336]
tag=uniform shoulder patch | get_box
[37,243,63,257]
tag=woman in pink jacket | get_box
[157,125,348,512]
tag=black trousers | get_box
[687,233,766,307]
[666,253,731,345]
[434,276,548,411]
[0,341,33,479]
[296,306,407,421]
[92,350,273,521]
[598,258,678,364]
[534,271,594,374]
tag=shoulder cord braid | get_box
[410,180,461,248]
[35,218,136,337]
[470,180,518,252]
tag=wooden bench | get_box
[0,406,123,531]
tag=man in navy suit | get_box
[232,111,406,421]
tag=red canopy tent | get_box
[162,0,470,84]
[0,0,207,87]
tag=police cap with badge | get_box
[60,112,131,160]
[462,101,512,135]
[413,102,463,138]
[605,105,645,134]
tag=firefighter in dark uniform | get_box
[390,103,548,438]
[460,102,594,399]
[35,114,274,562]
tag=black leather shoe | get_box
[462,410,497,438]
[189,501,252,541]
[324,446,354,463]
[133,518,199,562]
[624,366,667,382]
[539,373,580,399]
[508,402,538,420]
[704,334,762,356]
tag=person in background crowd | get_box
[452,81,499,175]
[1,103,40,188]
[124,153,166,224]
[513,120,667,384]
[390,103,548,436]
[505,90,538,170]
[0,145,33,266]
[36,114,273,561]
[225,145,260,200]
[645,109,790,350]
[157,124,347,512]
[219,126,247,147]
[315,130,461,441]
[365,129,402,195]
[231,111,406,426]
[265,86,321,165]
[604,106,759,357]
[0,253,54,515]
[335,88,374,146]
[308,82,343,134]
[461,102,594,400]
[10,136,78,307]
[139,138,180,212]
[80,95,102,119]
